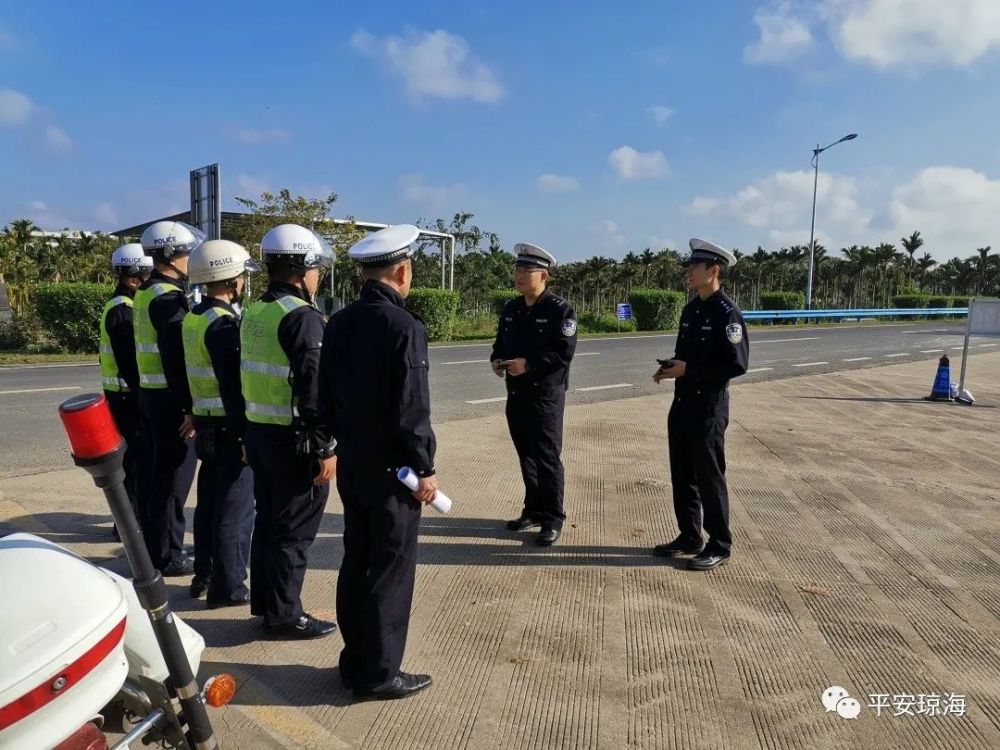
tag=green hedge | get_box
[406,288,460,342]
[927,296,952,308]
[952,296,971,308]
[628,289,686,331]
[578,312,637,333]
[891,294,931,308]
[0,314,42,351]
[490,289,520,316]
[35,283,112,352]
[759,291,805,310]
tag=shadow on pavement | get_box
[797,395,994,407]
[199,659,353,708]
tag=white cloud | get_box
[94,202,118,226]
[0,88,34,126]
[30,200,47,211]
[398,173,466,210]
[747,0,1000,69]
[226,127,291,145]
[235,174,270,196]
[537,174,580,193]
[647,106,674,125]
[597,219,627,248]
[608,145,669,181]
[745,1,814,64]
[889,166,1000,250]
[826,0,1000,68]
[352,28,505,104]
[44,124,72,153]
[686,169,861,230]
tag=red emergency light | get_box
[58,393,123,460]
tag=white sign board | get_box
[967,299,1000,336]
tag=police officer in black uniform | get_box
[492,243,577,546]
[653,238,748,570]
[319,224,436,702]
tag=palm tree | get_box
[974,247,992,295]
[901,231,923,286]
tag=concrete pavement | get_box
[2,349,999,748]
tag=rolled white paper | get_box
[397,467,453,513]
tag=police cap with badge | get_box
[514,242,556,270]
[348,224,421,267]
[684,238,737,269]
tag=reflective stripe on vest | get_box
[240,295,310,426]
[182,305,236,418]
[134,281,184,390]
[99,295,134,393]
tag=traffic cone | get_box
[925,354,953,401]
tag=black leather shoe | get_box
[653,535,704,557]
[537,526,560,546]
[161,558,195,577]
[687,552,730,571]
[506,515,540,531]
[264,614,337,640]
[190,575,210,599]
[206,591,251,610]
[354,672,433,702]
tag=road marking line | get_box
[753,337,820,344]
[979,343,998,347]
[746,367,774,373]
[0,361,98,370]
[885,353,911,358]
[465,396,507,404]
[793,362,829,367]
[576,383,633,392]
[843,357,872,362]
[920,349,942,353]
[0,386,82,395]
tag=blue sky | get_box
[2,0,1000,261]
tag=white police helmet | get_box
[111,243,154,276]
[140,221,206,259]
[260,224,333,269]
[188,240,260,285]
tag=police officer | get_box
[491,243,577,546]
[182,239,259,606]
[653,238,749,570]
[241,224,337,639]
[134,221,204,576]
[318,224,436,701]
[100,244,153,532]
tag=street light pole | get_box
[806,132,857,310]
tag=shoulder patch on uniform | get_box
[726,323,743,344]
[561,319,578,337]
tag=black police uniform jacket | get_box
[318,280,436,477]
[672,290,749,412]
[491,290,578,392]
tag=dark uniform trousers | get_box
[245,425,328,626]
[193,421,253,599]
[667,390,732,553]
[137,389,197,570]
[335,463,422,690]
[105,390,140,521]
[506,386,566,528]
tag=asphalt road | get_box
[2,322,991,477]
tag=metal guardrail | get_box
[743,307,968,321]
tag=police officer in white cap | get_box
[134,221,205,576]
[491,242,577,546]
[653,238,749,570]
[241,224,337,639]
[100,244,153,533]
[182,240,259,606]
[318,224,436,701]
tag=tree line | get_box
[3,190,999,321]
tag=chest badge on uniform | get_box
[726,323,743,344]
[561,319,578,337]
